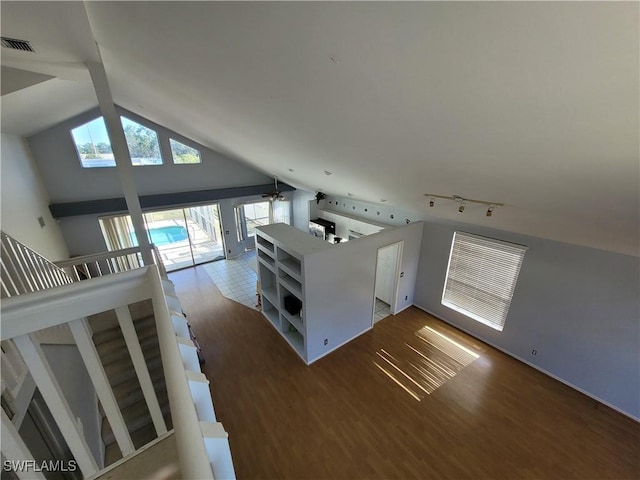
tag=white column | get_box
[86,60,153,266]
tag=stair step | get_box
[92,314,156,346]
[103,412,173,467]
[106,364,166,410]
[101,392,170,446]
[89,299,155,334]
[96,327,160,366]
[102,378,167,415]
[104,346,162,388]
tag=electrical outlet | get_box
[531,349,537,356]
[405,295,408,301]
[324,338,328,346]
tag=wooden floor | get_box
[170,265,639,480]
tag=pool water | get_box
[148,225,189,246]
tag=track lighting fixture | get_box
[424,194,503,216]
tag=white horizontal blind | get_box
[442,232,527,331]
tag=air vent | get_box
[1,37,35,52]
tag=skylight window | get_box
[170,138,201,164]
[71,117,115,168]
[442,232,527,331]
[121,116,162,166]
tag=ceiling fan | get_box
[262,177,286,202]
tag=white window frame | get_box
[169,138,202,164]
[120,116,163,166]
[70,117,116,168]
[442,232,527,332]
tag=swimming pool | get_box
[147,225,189,246]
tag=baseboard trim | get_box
[308,326,374,365]
[413,304,640,423]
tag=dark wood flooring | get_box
[170,265,639,480]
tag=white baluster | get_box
[200,422,236,480]
[115,306,167,436]
[186,370,216,423]
[68,318,135,456]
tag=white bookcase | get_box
[255,223,332,363]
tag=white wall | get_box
[43,344,103,466]
[304,222,424,363]
[414,221,640,419]
[25,108,290,257]
[1,134,69,261]
[291,189,316,231]
[290,193,640,419]
[27,107,273,203]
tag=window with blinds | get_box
[442,232,527,331]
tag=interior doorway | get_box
[373,241,403,324]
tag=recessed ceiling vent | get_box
[1,37,35,52]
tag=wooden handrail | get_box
[54,246,145,267]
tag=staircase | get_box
[1,232,236,479]
[88,299,172,466]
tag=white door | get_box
[374,242,403,321]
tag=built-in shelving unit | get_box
[255,223,332,363]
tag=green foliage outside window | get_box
[170,138,201,164]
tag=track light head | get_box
[424,193,502,215]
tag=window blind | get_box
[442,232,527,331]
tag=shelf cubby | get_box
[281,309,304,334]
[259,263,277,303]
[256,235,275,254]
[262,297,280,330]
[278,269,302,298]
[281,317,305,357]
[257,249,276,269]
[277,249,302,280]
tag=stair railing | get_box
[54,244,167,281]
[1,231,74,298]
[0,233,234,478]
[1,266,234,479]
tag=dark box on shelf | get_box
[284,295,302,316]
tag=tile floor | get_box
[203,250,258,308]
[375,298,391,322]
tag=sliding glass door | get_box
[99,203,225,272]
[234,199,291,248]
[183,205,224,265]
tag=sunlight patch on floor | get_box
[374,325,479,401]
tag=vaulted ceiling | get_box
[1,2,638,255]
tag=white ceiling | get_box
[1,2,638,255]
